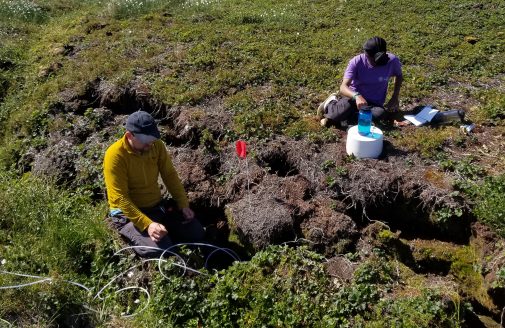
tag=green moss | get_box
[200,128,219,153]
[224,207,254,257]
[377,229,397,243]
[411,240,459,263]
[449,247,494,309]
[411,241,492,310]
[224,207,236,231]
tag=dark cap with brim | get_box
[363,36,387,55]
[125,111,160,139]
[363,36,389,66]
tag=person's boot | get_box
[317,92,339,119]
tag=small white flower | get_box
[127,271,134,278]
[134,299,140,304]
[1,259,6,265]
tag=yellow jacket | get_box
[103,134,189,231]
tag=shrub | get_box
[472,89,505,123]
[202,245,338,327]
[363,290,457,328]
[474,174,505,238]
[138,270,212,326]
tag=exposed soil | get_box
[24,80,505,326]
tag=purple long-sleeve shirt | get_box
[344,53,403,106]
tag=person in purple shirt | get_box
[317,36,403,127]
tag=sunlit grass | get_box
[393,126,460,158]
[2,0,504,143]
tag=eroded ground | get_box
[20,81,505,325]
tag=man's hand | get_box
[385,97,400,112]
[355,95,368,109]
[147,222,168,242]
[181,207,195,224]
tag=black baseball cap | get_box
[363,36,389,65]
[125,111,160,141]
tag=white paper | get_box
[404,106,439,126]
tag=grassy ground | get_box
[1,0,505,326]
[1,0,504,138]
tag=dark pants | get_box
[324,96,385,123]
[109,202,205,258]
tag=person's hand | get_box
[181,207,195,224]
[147,222,168,242]
[355,95,368,109]
[385,97,400,112]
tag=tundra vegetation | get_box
[0,0,504,327]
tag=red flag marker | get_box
[235,140,247,159]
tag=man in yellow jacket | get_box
[103,111,204,257]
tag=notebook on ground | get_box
[404,106,439,126]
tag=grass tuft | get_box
[0,0,47,23]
